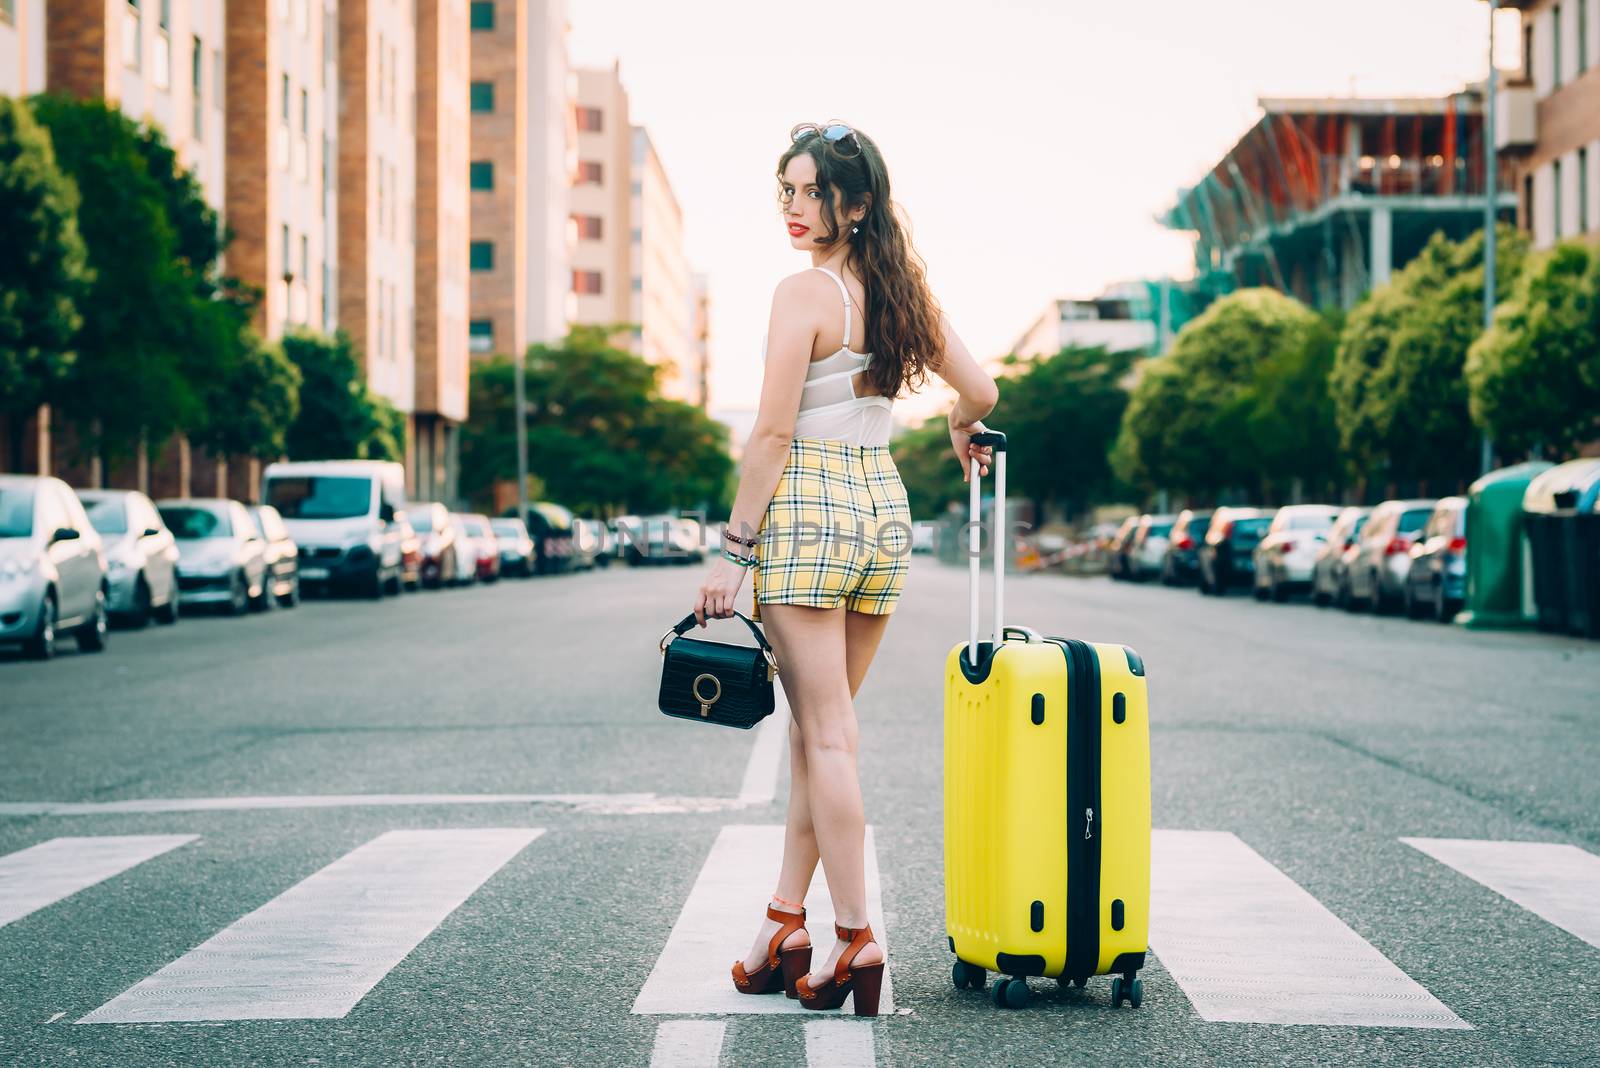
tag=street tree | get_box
[282,330,398,461]
[0,95,89,463]
[1466,240,1600,459]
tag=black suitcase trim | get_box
[996,951,1046,977]
[1057,637,1102,982]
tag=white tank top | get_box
[761,266,893,447]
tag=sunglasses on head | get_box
[790,121,862,159]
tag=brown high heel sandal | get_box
[796,923,884,1017]
[731,905,813,998]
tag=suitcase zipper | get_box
[1053,637,1102,982]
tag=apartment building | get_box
[630,125,693,403]
[1501,1,1600,245]
[338,0,418,491]
[414,0,471,501]
[568,63,632,344]
[690,272,711,410]
[0,0,45,96]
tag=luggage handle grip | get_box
[968,430,1008,667]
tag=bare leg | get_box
[742,608,891,973]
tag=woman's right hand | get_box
[950,419,994,483]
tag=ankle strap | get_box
[831,923,876,984]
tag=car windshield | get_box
[0,486,34,538]
[81,496,128,534]
[465,517,492,536]
[491,520,524,536]
[1399,509,1431,534]
[1146,523,1172,538]
[1233,517,1272,536]
[407,507,437,533]
[266,475,372,519]
[1289,512,1336,531]
[160,506,231,539]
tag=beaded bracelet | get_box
[722,528,759,548]
[720,547,756,568]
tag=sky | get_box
[567,0,1520,426]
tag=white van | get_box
[260,460,407,597]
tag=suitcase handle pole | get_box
[966,431,1008,667]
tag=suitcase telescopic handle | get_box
[967,431,1008,667]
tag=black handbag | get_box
[657,610,779,729]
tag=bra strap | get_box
[811,266,853,354]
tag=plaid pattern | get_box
[750,436,912,622]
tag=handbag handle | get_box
[659,610,775,655]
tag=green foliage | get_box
[27,94,199,460]
[0,95,89,428]
[191,327,302,461]
[891,416,972,520]
[282,331,397,461]
[1466,240,1600,458]
[459,326,734,515]
[1246,308,1344,499]
[1120,287,1320,499]
[1332,226,1529,488]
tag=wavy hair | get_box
[776,125,945,399]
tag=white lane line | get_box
[0,794,748,818]
[805,1019,876,1066]
[649,1020,727,1067]
[633,824,893,1016]
[738,689,790,805]
[1402,838,1600,950]
[79,828,542,1023]
[1150,830,1469,1029]
[0,835,198,928]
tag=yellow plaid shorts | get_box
[749,437,912,622]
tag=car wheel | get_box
[384,570,403,596]
[229,571,250,616]
[1340,575,1359,612]
[1371,572,1392,615]
[251,573,275,612]
[1403,583,1420,620]
[76,587,109,652]
[1437,594,1458,624]
[23,595,57,660]
[280,574,300,608]
[123,577,152,629]
[1312,577,1330,607]
[1272,577,1290,603]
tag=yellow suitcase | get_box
[943,431,1151,1010]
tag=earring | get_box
[851,225,859,234]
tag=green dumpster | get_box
[1457,460,1552,629]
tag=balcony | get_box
[1495,85,1537,152]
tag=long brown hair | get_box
[777,125,946,399]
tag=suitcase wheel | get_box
[990,977,1030,1010]
[952,960,986,991]
[1111,974,1144,1009]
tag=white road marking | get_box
[45,1012,66,1024]
[78,828,542,1023]
[649,1020,727,1067]
[805,1019,877,1066]
[0,794,749,818]
[1150,829,1469,1029]
[0,835,198,928]
[738,689,790,805]
[633,825,893,1015]
[1402,837,1600,950]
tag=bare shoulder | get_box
[767,269,834,334]
[772,268,835,305]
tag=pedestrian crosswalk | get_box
[0,826,1595,1051]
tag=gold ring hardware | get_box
[763,649,779,681]
[692,673,722,717]
[659,628,678,655]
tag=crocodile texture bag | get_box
[657,611,778,729]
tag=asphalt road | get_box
[1,554,1597,1068]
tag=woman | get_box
[694,121,999,1016]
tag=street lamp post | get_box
[514,351,530,529]
[1482,0,1499,476]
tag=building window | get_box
[281,225,292,277]
[1554,157,1564,237]
[572,270,603,295]
[1524,24,1534,78]
[1554,3,1563,87]
[1581,0,1590,73]
[577,160,603,185]
[214,48,223,110]
[576,106,603,132]
[631,277,642,292]
[470,1,494,29]
[1524,173,1535,234]
[572,214,603,239]
[470,241,495,271]
[191,36,203,139]
[1581,147,1590,235]
[630,227,641,243]
[469,319,494,353]
[470,81,494,112]
[123,1,141,70]
[470,161,494,190]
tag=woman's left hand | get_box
[695,554,750,627]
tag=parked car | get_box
[581,518,617,567]
[1107,516,1140,581]
[675,517,706,564]
[1403,496,1469,622]
[1127,514,1175,581]
[247,504,301,608]
[569,516,602,570]
[1197,507,1273,595]
[522,501,576,574]
[406,502,459,588]
[613,514,648,566]
[1311,506,1371,607]
[457,513,502,582]
[911,521,936,555]
[1159,509,1212,587]
[156,498,268,617]
[0,475,109,658]
[490,517,536,577]
[76,488,180,627]
[260,460,407,599]
[1343,498,1437,614]
[446,513,478,586]
[1252,505,1342,602]
[395,512,422,593]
